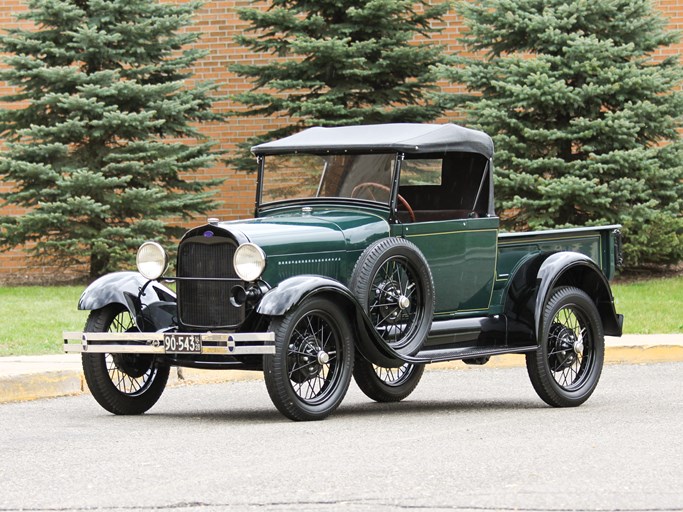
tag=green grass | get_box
[0,286,88,357]
[611,276,683,335]
[0,276,680,356]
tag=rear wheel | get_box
[82,304,169,415]
[353,357,425,402]
[526,286,604,407]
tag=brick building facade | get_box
[1,0,681,283]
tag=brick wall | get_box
[1,0,681,283]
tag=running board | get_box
[409,345,537,364]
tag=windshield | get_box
[260,153,396,205]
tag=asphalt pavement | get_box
[2,362,683,511]
[1,334,682,404]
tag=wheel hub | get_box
[548,323,580,370]
[317,351,330,364]
[288,336,323,383]
[375,280,409,322]
[112,354,153,379]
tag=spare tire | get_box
[350,237,434,356]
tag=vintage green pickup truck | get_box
[64,123,623,421]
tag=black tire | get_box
[82,304,169,415]
[353,357,425,402]
[350,237,434,356]
[264,296,354,421]
[526,286,604,407]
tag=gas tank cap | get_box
[208,217,219,225]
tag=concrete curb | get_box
[0,359,264,404]
[1,334,682,404]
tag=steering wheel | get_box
[350,182,416,223]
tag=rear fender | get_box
[504,252,623,344]
[79,271,177,331]
[535,253,623,337]
[257,275,404,367]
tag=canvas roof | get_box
[252,123,494,158]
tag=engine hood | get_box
[220,207,390,257]
[185,207,391,285]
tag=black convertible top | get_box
[252,123,494,158]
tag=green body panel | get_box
[225,205,390,286]
[226,206,619,321]
[400,217,499,316]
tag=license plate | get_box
[163,334,201,354]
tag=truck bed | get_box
[489,225,622,311]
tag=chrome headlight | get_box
[233,243,266,282]
[136,241,168,280]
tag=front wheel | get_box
[264,297,354,421]
[82,304,169,415]
[353,357,425,402]
[526,286,604,407]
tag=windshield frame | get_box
[255,152,404,218]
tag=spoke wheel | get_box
[82,304,169,415]
[526,286,604,407]
[354,356,425,402]
[370,257,421,347]
[351,238,434,356]
[264,297,353,421]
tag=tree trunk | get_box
[89,252,110,280]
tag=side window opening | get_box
[398,152,491,223]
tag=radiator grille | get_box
[177,236,244,328]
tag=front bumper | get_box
[63,331,276,356]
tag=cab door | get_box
[394,153,498,317]
[400,217,498,316]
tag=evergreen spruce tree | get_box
[230,0,453,171]
[446,0,683,268]
[0,0,224,279]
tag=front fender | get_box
[257,275,404,367]
[79,272,177,330]
[257,275,355,317]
